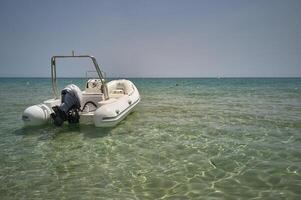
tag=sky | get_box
[0,0,300,77]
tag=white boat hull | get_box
[22,79,140,127]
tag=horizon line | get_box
[0,76,300,79]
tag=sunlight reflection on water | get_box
[0,78,300,199]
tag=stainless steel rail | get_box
[51,54,109,100]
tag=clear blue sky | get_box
[0,0,300,77]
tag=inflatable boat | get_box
[22,54,140,127]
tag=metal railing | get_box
[51,54,109,100]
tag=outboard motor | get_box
[51,84,82,126]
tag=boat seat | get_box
[109,89,125,99]
[112,89,124,94]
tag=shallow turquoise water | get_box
[0,78,300,199]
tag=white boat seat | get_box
[111,89,124,94]
[109,89,125,99]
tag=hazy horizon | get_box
[0,0,300,78]
[1,76,301,78]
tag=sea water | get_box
[0,78,300,199]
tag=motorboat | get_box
[22,54,140,127]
